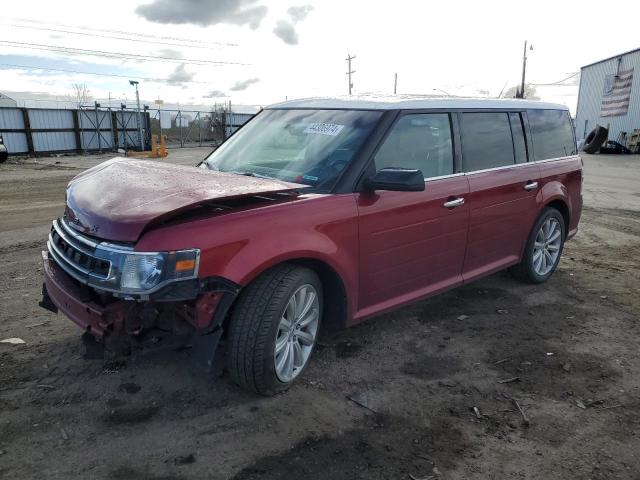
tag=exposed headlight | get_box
[89,247,200,295]
[121,254,164,290]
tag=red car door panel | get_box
[462,163,541,281]
[356,175,469,319]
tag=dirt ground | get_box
[1,150,639,480]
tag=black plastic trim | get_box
[150,275,241,302]
[332,110,399,194]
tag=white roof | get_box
[267,94,568,111]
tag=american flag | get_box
[601,68,634,117]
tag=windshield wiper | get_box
[230,170,274,180]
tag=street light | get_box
[129,80,144,150]
[433,88,451,96]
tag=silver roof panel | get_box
[267,95,568,111]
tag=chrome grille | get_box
[47,219,111,283]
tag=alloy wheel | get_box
[532,218,562,276]
[274,284,320,382]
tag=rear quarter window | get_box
[527,109,576,160]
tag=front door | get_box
[356,112,470,320]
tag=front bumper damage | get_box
[40,250,240,373]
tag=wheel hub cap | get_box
[532,218,561,276]
[274,284,319,382]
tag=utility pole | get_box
[346,54,356,95]
[517,41,533,98]
[393,73,398,95]
[129,80,144,150]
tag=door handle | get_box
[443,197,465,208]
[524,181,539,191]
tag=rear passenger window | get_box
[461,113,514,171]
[509,112,528,163]
[528,109,576,160]
[375,113,453,178]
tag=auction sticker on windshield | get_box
[304,123,345,136]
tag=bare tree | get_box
[501,83,539,100]
[71,83,92,107]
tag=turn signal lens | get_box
[175,259,196,272]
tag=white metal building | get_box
[0,93,18,108]
[575,47,640,142]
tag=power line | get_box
[10,17,237,47]
[0,40,249,66]
[0,62,213,84]
[1,23,237,50]
[531,72,580,86]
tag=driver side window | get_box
[375,113,454,178]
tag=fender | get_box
[136,193,360,320]
[539,180,572,215]
[537,156,583,236]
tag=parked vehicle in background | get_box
[40,96,582,395]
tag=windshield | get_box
[204,109,382,191]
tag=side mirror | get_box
[364,167,425,192]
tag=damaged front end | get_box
[40,217,239,372]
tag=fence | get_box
[0,105,254,156]
[0,105,150,155]
[148,108,254,148]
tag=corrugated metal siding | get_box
[115,111,139,129]
[575,49,640,140]
[225,112,254,137]
[114,111,141,148]
[32,132,76,151]
[80,131,114,150]
[0,109,27,153]
[79,109,112,130]
[1,132,28,153]
[0,108,25,129]
[116,130,141,148]
[28,109,74,129]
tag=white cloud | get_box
[230,78,260,91]
[136,0,267,29]
[273,21,298,45]
[167,63,194,87]
[272,4,314,45]
[287,5,313,21]
[203,90,229,98]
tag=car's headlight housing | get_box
[89,247,200,296]
[121,253,165,290]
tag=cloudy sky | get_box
[0,0,637,112]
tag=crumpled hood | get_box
[65,157,303,242]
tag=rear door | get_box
[460,111,541,281]
[356,112,470,319]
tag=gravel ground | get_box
[0,150,639,480]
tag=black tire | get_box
[510,208,566,284]
[582,126,608,154]
[226,264,322,396]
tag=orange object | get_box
[126,134,168,159]
[175,258,196,272]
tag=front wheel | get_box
[226,265,322,395]
[510,208,566,284]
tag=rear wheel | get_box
[511,208,566,284]
[227,264,322,395]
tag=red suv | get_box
[41,97,582,395]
